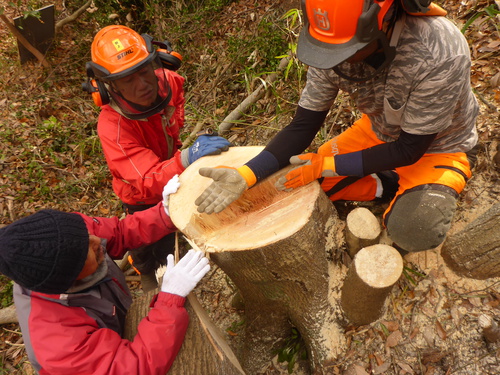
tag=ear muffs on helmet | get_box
[151,39,183,71]
[81,62,110,107]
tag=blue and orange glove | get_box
[276,153,337,191]
[195,165,256,214]
[181,135,231,168]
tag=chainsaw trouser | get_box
[317,114,472,252]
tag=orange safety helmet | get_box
[297,0,396,70]
[83,25,183,119]
[90,25,157,81]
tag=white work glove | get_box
[161,250,210,297]
[162,174,181,216]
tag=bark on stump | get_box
[124,289,245,375]
[341,244,403,326]
[169,146,347,375]
[441,202,500,279]
[345,207,381,259]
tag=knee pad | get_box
[385,187,458,252]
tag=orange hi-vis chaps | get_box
[317,114,472,252]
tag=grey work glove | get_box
[195,167,248,214]
[161,250,210,297]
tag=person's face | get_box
[76,235,105,280]
[346,40,379,64]
[111,64,159,106]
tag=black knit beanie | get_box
[0,210,89,294]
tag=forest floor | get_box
[1,0,500,374]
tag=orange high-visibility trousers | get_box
[317,114,472,251]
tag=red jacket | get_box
[13,204,188,375]
[98,69,186,205]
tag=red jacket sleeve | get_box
[79,203,177,259]
[32,292,188,375]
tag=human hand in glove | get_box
[276,153,337,191]
[161,249,210,297]
[181,135,231,167]
[195,166,255,214]
[162,174,181,216]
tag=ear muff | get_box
[157,49,183,71]
[81,62,110,107]
[151,39,183,71]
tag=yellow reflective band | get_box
[237,165,257,187]
[323,156,336,172]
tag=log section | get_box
[170,146,347,375]
[341,244,403,326]
[441,202,500,279]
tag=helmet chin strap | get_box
[332,32,396,83]
[110,93,169,120]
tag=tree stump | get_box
[169,146,347,375]
[441,202,500,279]
[345,207,381,258]
[341,244,403,326]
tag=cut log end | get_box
[355,244,403,288]
[345,207,381,258]
[170,146,322,252]
[346,207,381,239]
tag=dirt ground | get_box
[0,0,500,374]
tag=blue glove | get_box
[181,135,231,167]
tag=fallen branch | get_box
[0,305,18,325]
[0,13,49,68]
[55,0,92,33]
[218,55,292,135]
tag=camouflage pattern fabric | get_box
[298,15,479,154]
